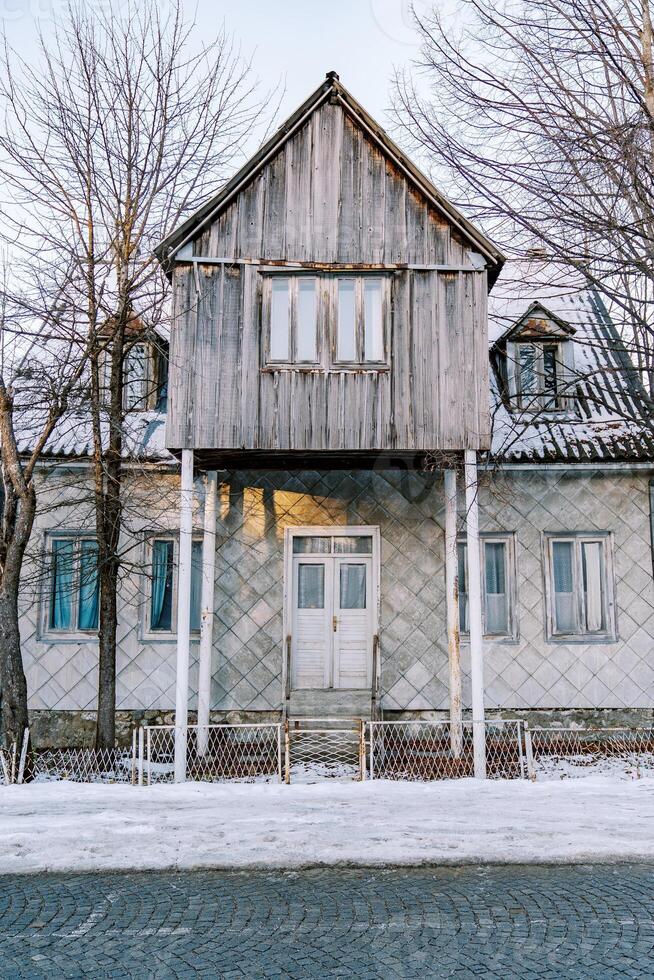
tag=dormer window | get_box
[99,337,169,412]
[516,341,565,410]
[497,302,575,414]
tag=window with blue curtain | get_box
[50,539,74,630]
[48,536,99,632]
[150,539,174,630]
[78,540,99,630]
[457,537,513,638]
[150,537,203,633]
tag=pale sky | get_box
[0,0,442,132]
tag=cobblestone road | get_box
[1,865,653,978]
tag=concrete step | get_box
[288,688,371,722]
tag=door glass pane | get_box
[297,278,317,361]
[50,539,74,630]
[298,564,325,608]
[484,541,507,634]
[552,540,576,632]
[337,279,356,361]
[293,536,331,554]
[363,279,384,361]
[582,540,604,631]
[151,539,174,630]
[333,535,373,554]
[77,540,99,631]
[190,540,203,632]
[457,542,468,633]
[340,563,366,609]
[270,278,289,360]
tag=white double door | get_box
[291,555,372,690]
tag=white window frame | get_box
[41,532,99,641]
[332,275,390,368]
[543,531,617,642]
[261,274,321,368]
[261,272,391,371]
[457,533,518,640]
[141,533,203,641]
[507,339,571,412]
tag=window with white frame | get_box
[262,274,389,368]
[148,537,203,634]
[544,532,615,640]
[46,535,99,634]
[336,276,387,365]
[457,534,517,639]
[265,276,319,365]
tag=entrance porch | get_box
[172,457,487,779]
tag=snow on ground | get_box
[2,777,654,874]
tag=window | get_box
[513,341,566,411]
[457,534,516,639]
[262,274,390,369]
[292,534,373,555]
[265,276,318,364]
[124,343,149,410]
[148,537,203,634]
[336,277,386,365]
[100,339,168,411]
[544,533,616,640]
[47,536,99,634]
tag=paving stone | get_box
[1,866,654,977]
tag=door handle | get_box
[333,616,338,632]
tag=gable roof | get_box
[154,72,505,282]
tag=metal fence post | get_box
[146,727,152,786]
[524,723,536,781]
[130,728,137,785]
[359,719,366,781]
[138,727,145,786]
[284,720,290,784]
[277,724,283,783]
[517,721,525,780]
[369,722,375,781]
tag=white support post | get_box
[464,449,486,778]
[174,449,194,783]
[197,471,218,756]
[444,469,463,758]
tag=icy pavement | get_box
[1,777,654,874]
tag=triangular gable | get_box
[155,72,505,281]
[492,302,576,349]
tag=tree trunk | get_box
[0,484,35,749]
[96,557,118,749]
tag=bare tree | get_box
[0,1,268,748]
[393,0,654,401]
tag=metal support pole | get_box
[444,469,463,757]
[174,449,194,783]
[464,450,486,778]
[137,726,144,786]
[197,471,218,756]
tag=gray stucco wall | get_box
[19,465,654,727]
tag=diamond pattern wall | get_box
[21,466,654,714]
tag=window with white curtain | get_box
[147,536,203,635]
[544,533,615,640]
[336,276,387,364]
[45,534,99,635]
[265,276,319,364]
[457,534,516,639]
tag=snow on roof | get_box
[489,259,654,463]
[17,409,170,464]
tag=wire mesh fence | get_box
[285,719,365,783]
[141,724,283,784]
[367,720,527,780]
[528,727,654,780]
[31,746,135,783]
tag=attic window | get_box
[514,341,566,411]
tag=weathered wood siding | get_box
[167,103,490,452]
